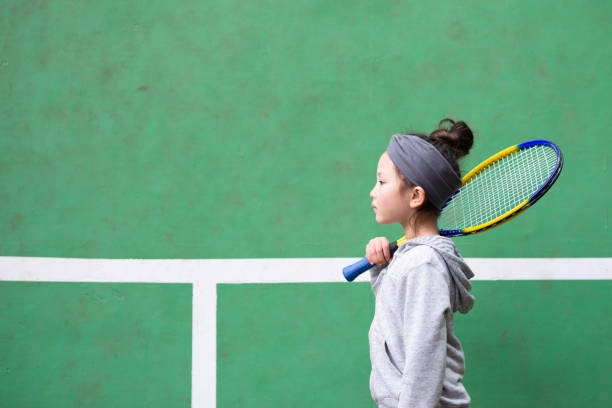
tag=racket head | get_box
[438,140,563,237]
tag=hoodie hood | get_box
[395,235,475,314]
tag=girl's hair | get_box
[396,118,474,218]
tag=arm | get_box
[365,237,392,290]
[395,260,450,408]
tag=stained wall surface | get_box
[1,0,610,406]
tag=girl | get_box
[365,119,475,408]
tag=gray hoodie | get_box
[369,235,474,408]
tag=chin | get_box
[375,215,391,225]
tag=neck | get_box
[402,213,439,240]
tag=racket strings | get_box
[439,145,557,231]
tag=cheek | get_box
[378,188,396,210]
[376,188,389,204]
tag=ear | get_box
[408,186,427,209]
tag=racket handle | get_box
[342,240,399,282]
[342,258,374,282]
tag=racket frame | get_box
[438,139,563,237]
[342,139,563,282]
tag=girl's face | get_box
[370,151,415,225]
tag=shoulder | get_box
[387,246,448,284]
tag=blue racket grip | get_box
[342,257,374,282]
[343,240,400,282]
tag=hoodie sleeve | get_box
[392,256,451,408]
[369,264,385,291]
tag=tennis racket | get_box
[343,139,564,281]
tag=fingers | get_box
[365,237,392,266]
[382,239,391,263]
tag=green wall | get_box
[2,0,609,259]
[1,0,610,407]
[219,281,611,407]
[0,282,192,407]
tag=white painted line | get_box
[465,257,612,280]
[1,256,611,407]
[1,257,611,283]
[192,281,215,408]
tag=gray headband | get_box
[387,134,461,210]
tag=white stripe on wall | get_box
[1,256,611,407]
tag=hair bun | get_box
[429,118,473,158]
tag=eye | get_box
[378,180,384,185]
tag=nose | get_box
[370,186,376,199]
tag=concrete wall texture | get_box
[1,0,610,406]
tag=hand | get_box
[365,237,392,266]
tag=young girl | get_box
[365,119,475,408]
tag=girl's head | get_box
[370,119,474,231]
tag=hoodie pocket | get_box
[384,341,402,376]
